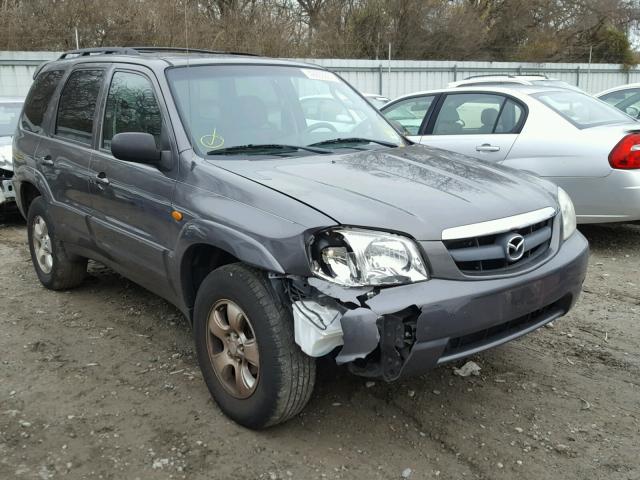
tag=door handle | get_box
[37,154,54,166]
[476,144,500,152]
[95,172,110,186]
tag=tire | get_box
[193,263,316,429]
[27,197,87,290]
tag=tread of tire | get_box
[224,264,316,427]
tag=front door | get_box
[420,92,525,163]
[87,67,179,298]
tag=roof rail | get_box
[132,46,259,56]
[58,47,140,59]
[57,46,259,60]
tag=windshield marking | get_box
[200,128,225,150]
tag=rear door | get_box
[34,67,106,244]
[381,95,437,142]
[87,66,179,297]
[419,92,525,162]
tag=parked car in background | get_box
[449,74,584,92]
[363,92,390,108]
[0,96,23,211]
[381,85,640,224]
[13,47,588,429]
[596,84,640,119]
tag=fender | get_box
[13,164,55,216]
[174,218,286,275]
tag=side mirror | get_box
[111,132,161,165]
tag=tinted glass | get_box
[167,65,402,156]
[56,70,104,144]
[600,89,640,106]
[21,70,64,134]
[433,93,506,135]
[102,72,162,150]
[494,99,525,133]
[0,102,22,137]
[382,96,434,135]
[534,91,631,128]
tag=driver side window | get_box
[102,71,162,151]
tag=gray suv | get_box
[12,47,589,429]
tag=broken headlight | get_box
[310,228,429,287]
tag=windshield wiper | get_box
[308,137,398,148]
[207,144,331,155]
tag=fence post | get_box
[453,64,457,81]
[576,66,580,87]
[378,64,383,95]
[517,66,522,75]
[627,68,631,84]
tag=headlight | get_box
[558,187,577,240]
[310,228,429,287]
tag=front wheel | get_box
[193,264,316,429]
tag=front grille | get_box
[440,296,568,361]
[444,218,553,274]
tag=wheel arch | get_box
[176,220,286,320]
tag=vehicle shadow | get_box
[578,222,640,252]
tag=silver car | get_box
[449,74,585,92]
[596,83,640,119]
[0,97,23,209]
[382,86,640,224]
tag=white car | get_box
[449,75,584,92]
[381,86,640,224]
[0,97,23,209]
[596,83,640,119]
[363,93,390,109]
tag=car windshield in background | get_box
[166,65,403,156]
[0,103,22,137]
[533,90,632,128]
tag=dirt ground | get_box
[1,213,639,480]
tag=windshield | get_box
[0,102,22,137]
[166,65,403,156]
[533,90,632,128]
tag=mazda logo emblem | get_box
[506,234,525,262]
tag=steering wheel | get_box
[304,122,338,133]
[625,106,640,118]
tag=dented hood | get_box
[210,145,558,241]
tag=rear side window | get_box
[21,70,64,134]
[495,99,525,133]
[102,71,163,150]
[56,70,104,145]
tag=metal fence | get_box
[2,51,640,98]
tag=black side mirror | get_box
[111,132,161,165]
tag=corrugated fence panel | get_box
[3,52,640,99]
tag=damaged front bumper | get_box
[0,172,16,205]
[290,231,589,381]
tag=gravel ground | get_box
[1,214,639,480]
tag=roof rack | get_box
[132,46,259,56]
[463,73,548,80]
[57,46,258,60]
[58,47,139,59]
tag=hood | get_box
[209,145,558,241]
[0,136,12,172]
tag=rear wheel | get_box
[194,263,315,429]
[27,197,87,290]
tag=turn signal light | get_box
[609,133,640,169]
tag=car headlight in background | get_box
[310,228,429,287]
[558,187,577,240]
